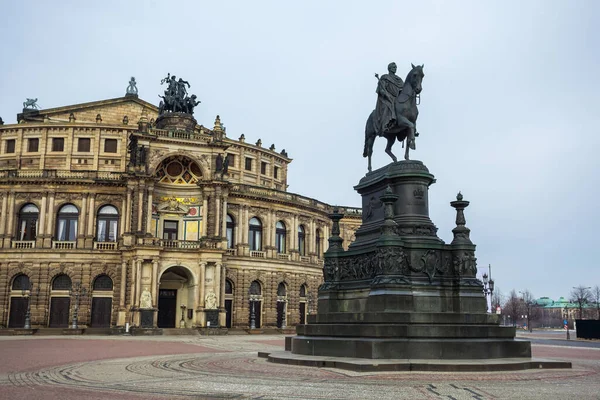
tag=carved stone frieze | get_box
[452,250,477,277]
[396,224,438,237]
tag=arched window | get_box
[299,284,307,298]
[93,275,113,291]
[225,279,233,294]
[17,203,39,241]
[56,204,79,241]
[298,225,306,256]
[275,221,286,253]
[12,274,30,291]
[226,214,235,249]
[249,280,262,295]
[52,274,72,290]
[316,229,322,257]
[277,282,287,297]
[96,205,119,242]
[249,217,262,251]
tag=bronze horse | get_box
[363,64,424,172]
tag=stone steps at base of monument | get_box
[161,328,200,336]
[308,312,499,325]
[297,323,515,339]
[290,336,532,360]
[265,351,572,372]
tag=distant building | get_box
[534,297,596,328]
[0,89,361,331]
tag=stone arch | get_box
[158,263,197,285]
[150,151,209,179]
[156,264,197,329]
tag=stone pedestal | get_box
[283,160,545,367]
[155,113,197,131]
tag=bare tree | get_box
[570,285,592,319]
[591,285,600,320]
[491,287,504,313]
[503,290,522,327]
[519,289,539,332]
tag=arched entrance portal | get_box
[157,266,195,328]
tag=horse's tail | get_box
[363,111,375,158]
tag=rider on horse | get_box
[374,62,404,136]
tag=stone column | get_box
[214,193,221,237]
[120,196,127,236]
[37,192,48,246]
[214,262,221,303]
[117,260,128,326]
[199,262,206,308]
[151,259,159,307]
[0,192,8,239]
[134,259,142,307]
[201,198,208,237]
[125,187,133,233]
[221,197,228,240]
[5,191,15,247]
[137,185,144,233]
[79,193,88,248]
[146,186,154,236]
[309,219,316,254]
[87,194,96,237]
[220,264,226,308]
[44,192,55,247]
[130,259,137,307]
[119,261,127,308]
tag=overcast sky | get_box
[1,0,599,301]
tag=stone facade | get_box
[0,95,361,330]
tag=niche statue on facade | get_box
[204,291,218,310]
[140,289,153,309]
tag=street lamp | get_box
[249,294,258,329]
[180,304,186,328]
[69,282,88,329]
[481,264,494,313]
[21,282,40,329]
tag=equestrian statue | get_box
[363,63,425,172]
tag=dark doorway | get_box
[276,301,285,328]
[91,297,112,327]
[299,302,306,324]
[248,301,262,328]
[8,297,27,328]
[225,299,233,328]
[49,297,70,327]
[157,289,177,328]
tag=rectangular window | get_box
[261,161,267,175]
[273,166,279,179]
[104,139,117,153]
[163,220,178,240]
[52,138,64,152]
[77,138,91,152]
[27,138,39,152]
[5,139,15,153]
[226,154,234,167]
[245,157,252,171]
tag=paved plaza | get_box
[0,332,598,400]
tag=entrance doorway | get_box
[8,297,27,328]
[91,298,112,327]
[49,297,70,327]
[157,289,177,328]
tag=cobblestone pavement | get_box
[0,334,598,399]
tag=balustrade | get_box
[52,241,76,249]
[12,240,35,249]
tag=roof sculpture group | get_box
[158,73,200,115]
[363,62,424,171]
